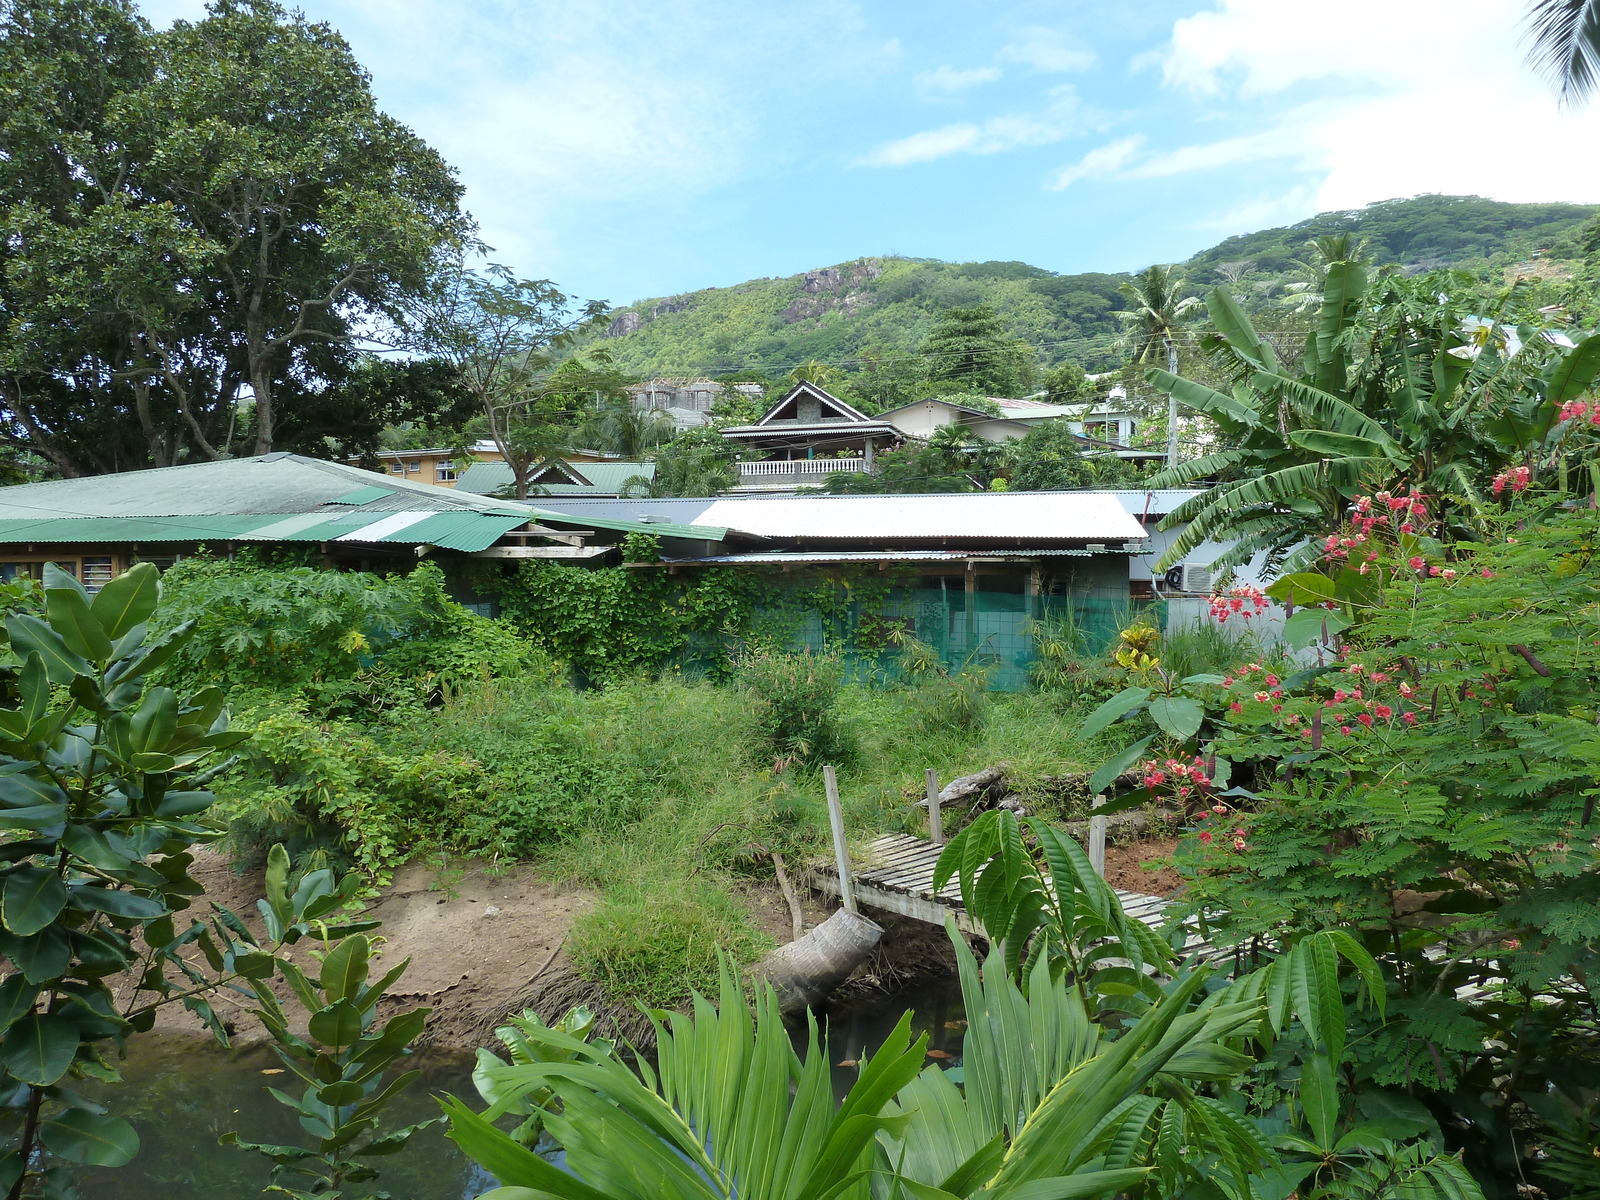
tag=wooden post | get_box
[925,768,943,845]
[1088,793,1107,877]
[823,765,857,914]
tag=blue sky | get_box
[140,0,1600,308]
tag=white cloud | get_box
[1144,0,1600,211]
[860,89,1088,167]
[1000,26,1096,73]
[1048,134,1146,189]
[915,64,1003,92]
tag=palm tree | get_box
[1526,0,1600,104]
[1119,265,1201,468]
[581,399,675,459]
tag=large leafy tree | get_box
[1143,261,1600,572]
[403,263,605,499]
[920,306,1035,399]
[0,0,469,472]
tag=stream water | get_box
[81,975,967,1199]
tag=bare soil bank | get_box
[141,851,966,1051]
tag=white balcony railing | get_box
[739,458,869,478]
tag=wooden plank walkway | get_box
[802,832,1176,941]
[805,833,1501,1001]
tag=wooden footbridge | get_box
[805,765,1176,942]
[803,832,1175,940]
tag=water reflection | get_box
[80,975,965,1197]
[79,1035,494,1200]
[815,975,966,1099]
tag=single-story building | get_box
[0,453,720,588]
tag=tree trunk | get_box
[1165,336,1180,468]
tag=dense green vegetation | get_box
[587,196,1598,383]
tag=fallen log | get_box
[917,764,1007,808]
[754,907,883,1014]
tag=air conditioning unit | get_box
[1164,562,1212,594]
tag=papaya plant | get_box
[0,563,374,1198]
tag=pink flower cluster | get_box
[1323,490,1435,564]
[1139,753,1212,800]
[1559,399,1600,426]
[1209,585,1268,623]
[1491,465,1530,496]
[1194,804,1249,851]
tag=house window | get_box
[81,558,114,592]
[0,562,41,582]
[389,464,405,475]
[436,460,456,482]
[406,460,422,474]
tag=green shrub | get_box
[218,697,499,877]
[154,556,544,712]
[567,876,772,1008]
[739,651,858,769]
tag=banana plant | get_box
[1144,264,1600,574]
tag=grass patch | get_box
[567,875,774,1009]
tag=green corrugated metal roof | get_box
[0,515,276,543]
[0,454,729,548]
[330,485,398,505]
[376,512,528,552]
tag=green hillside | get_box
[590,195,1597,380]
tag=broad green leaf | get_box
[233,951,277,980]
[1076,687,1151,741]
[1206,286,1277,372]
[40,1107,139,1167]
[320,935,370,1003]
[0,926,72,983]
[1266,572,1340,606]
[44,583,112,664]
[0,974,40,1032]
[1147,697,1203,741]
[1288,428,1402,460]
[2,866,68,936]
[1,1012,78,1085]
[1300,1051,1338,1149]
[1088,734,1156,794]
[316,1080,366,1106]
[67,885,166,922]
[1544,333,1600,407]
[1282,608,1351,650]
[264,843,294,929]
[88,563,159,641]
[308,998,364,1048]
[5,614,91,685]
[130,751,177,773]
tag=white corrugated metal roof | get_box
[661,548,1101,565]
[1100,490,1206,518]
[669,492,1145,542]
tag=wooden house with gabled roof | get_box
[719,381,901,490]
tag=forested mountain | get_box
[590,195,1598,379]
